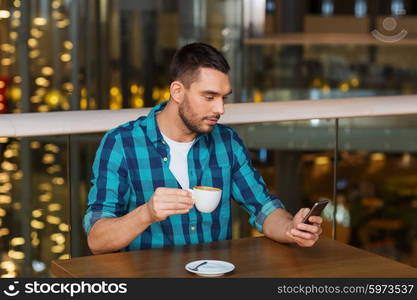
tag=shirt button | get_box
[163,157,168,162]
[191,226,196,231]
[162,140,166,144]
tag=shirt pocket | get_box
[199,165,231,191]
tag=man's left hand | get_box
[286,208,323,247]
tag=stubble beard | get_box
[178,95,214,135]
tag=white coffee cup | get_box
[187,186,222,213]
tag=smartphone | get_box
[301,199,330,225]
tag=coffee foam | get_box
[194,186,221,192]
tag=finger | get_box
[317,226,323,235]
[160,209,191,216]
[287,232,314,247]
[155,187,191,197]
[299,208,310,218]
[157,202,193,210]
[286,231,306,243]
[308,216,323,225]
[296,223,321,234]
[290,228,317,240]
[154,195,194,205]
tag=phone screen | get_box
[302,199,330,225]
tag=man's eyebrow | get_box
[201,90,233,96]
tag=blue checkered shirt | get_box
[83,102,285,251]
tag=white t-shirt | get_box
[160,132,195,189]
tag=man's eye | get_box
[205,96,214,100]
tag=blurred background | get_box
[1,0,417,277]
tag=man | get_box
[84,43,322,254]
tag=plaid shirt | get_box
[83,102,284,251]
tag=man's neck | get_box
[156,101,197,143]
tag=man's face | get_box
[178,67,232,134]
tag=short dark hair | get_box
[169,42,230,87]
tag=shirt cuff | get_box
[254,199,285,233]
[83,210,117,234]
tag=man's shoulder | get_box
[104,116,147,139]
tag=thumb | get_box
[295,208,310,223]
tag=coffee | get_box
[194,186,221,192]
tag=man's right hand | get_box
[145,187,194,223]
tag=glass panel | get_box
[339,115,417,267]
[0,136,69,277]
[244,44,417,103]
[230,118,337,239]
[68,133,104,258]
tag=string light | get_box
[41,66,54,76]
[322,84,331,94]
[45,89,65,108]
[46,215,61,224]
[60,53,71,62]
[39,183,53,192]
[48,203,62,212]
[42,153,55,164]
[56,19,69,28]
[32,209,43,218]
[44,144,60,153]
[35,77,50,87]
[52,0,61,9]
[10,237,25,247]
[0,10,11,19]
[59,223,69,232]
[30,141,41,149]
[52,177,64,185]
[109,86,122,110]
[39,193,52,202]
[1,58,13,66]
[29,50,40,59]
[12,170,23,180]
[33,17,47,26]
[31,220,45,230]
[0,172,10,183]
[31,28,43,38]
[8,250,24,260]
[0,228,10,236]
[51,233,65,244]
[51,244,65,253]
[28,38,38,48]
[9,32,18,40]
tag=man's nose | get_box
[213,99,224,115]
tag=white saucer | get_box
[185,260,235,277]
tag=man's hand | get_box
[145,187,194,223]
[285,208,323,247]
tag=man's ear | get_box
[170,81,185,104]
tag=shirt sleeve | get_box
[83,130,131,234]
[230,129,285,233]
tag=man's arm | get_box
[87,204,151,254]
[87,188,194,254]
[228,128,322,247]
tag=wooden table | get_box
[51,236,417,277]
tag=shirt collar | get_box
[145,101,209,145]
